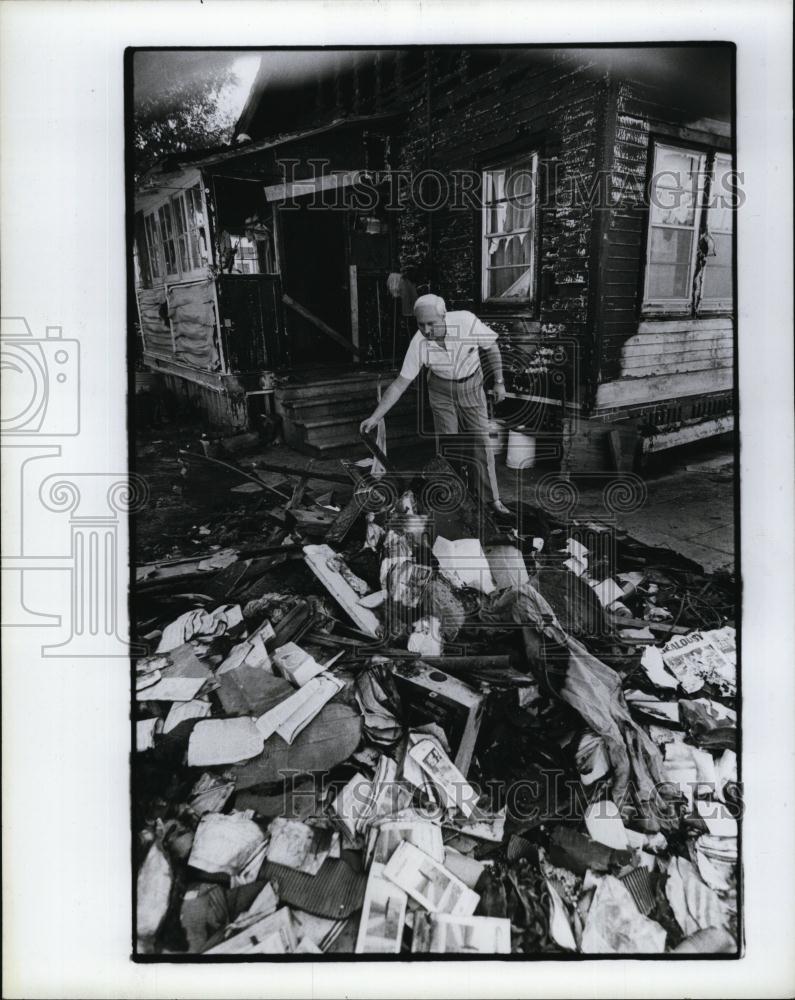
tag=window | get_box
[643,143,734,314]
[700,154,733,311]
[482,152,538,304]
[157,203,179,276]
[141,183,210,285]
[144,213,162,280]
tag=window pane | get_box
[488,201,507,234]
[488,200,533,234]
[648,226,693,298]
[505,163,536,203]
[145,216,161,277]
[650,147,701,226]
[485,169,505,203]
[707,157,734,233]
[702,232,733,302]
[649,226,693,266]
[172,196,187,237]
[488,232,533,269]
[158,204,173,239]
[178,235,191,272]
[647,263,691,300]
[482,155,537,301]
[487,265,533,298]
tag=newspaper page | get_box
[383,841,479,915]
[412,913,512,954]
[355,862,408,954]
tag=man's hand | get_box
[360,416,379,435]
[492,382,507,404]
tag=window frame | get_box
[698,152,734,313]
[480,150,540,308]
[140,178,212,288]
[642,142,708,315]
[642,140,735,317]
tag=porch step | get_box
[274,370,423,456]
[287,392,416,424]
[305,425,432,459]
[275,370,396,404]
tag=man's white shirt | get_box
[399,310,498,381]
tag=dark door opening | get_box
[279,204,352,368]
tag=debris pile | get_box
[134,451,738,955]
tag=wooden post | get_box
[349,264,359,354]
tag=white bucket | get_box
[506,429,537,469]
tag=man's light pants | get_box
[427,369,500,503]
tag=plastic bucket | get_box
[506,429,537,469]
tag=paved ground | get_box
[497,440,735,575]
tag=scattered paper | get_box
[383,842,479,916]
[409,737,478,817]
[331,772,375,841]
[272,642,326,687]
[662,630,735,695]
[356,862,408,954]
[136,717,161,751]
[266,818,334,875]
[592,578,625,608]
[581,875,667,953]
[413,913,511,953]
[205,907,296,955]
[640,645,679,690]
[137,843,172,939]
[368,818,445,869]
[256,672,343,744]
[432,536,496,594]
[584,800,630,851]
[188,811,266,876]
[188,717,264,766]
[189,772,236,816]
[695,798,738,838]
[163,699,212,734]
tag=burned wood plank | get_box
[303,544,382,638]
[282,293,361,359]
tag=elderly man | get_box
[360,293,510,514]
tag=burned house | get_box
[132,47,735,470]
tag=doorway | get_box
[278,204,353,368]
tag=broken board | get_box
[303,544,381,637]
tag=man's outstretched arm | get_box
[360,375,412,434]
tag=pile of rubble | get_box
[134,452,738,956]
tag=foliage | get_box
[133,52,243,181]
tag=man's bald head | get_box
[414,294,446,320]
[414,294,447,340]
